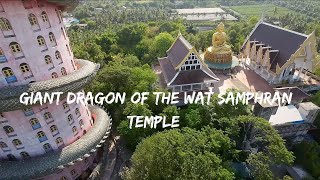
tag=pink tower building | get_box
[0,0,111,179]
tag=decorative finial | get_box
[178,30,182,36]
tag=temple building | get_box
[241,20,317,84]
[0,1,111,180]
[158,33,219,92]
[254,101,320,137]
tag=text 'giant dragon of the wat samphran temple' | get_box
[0,1,112,180]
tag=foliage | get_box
[293,141,320,178]
[123,127,235,180]
[149,32,174,58]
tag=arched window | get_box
[0,141,8,149]
[51,72,58,79]
[0,18,12,31]
[43,143,52,152]
[0,48,7,63]
[56,137,63,145]
[7,154,16,161]
[75,108,80,117]
[55,50,63,63]
[67,114,74,124]
[61,67,67,75]
[19,63,31,73]
[20,151,30,159]
[45,55,52,64]
[12,139,22,147]
[37,36,46,46]
[63,102,69,109]
[72,126,77,135]
[55,51,61,59]
[49,32,56,46]
[41,11,49,22]
[60,176,67,180]
[30,118,41,130]
[37,131,48,142]
[28,14,38,26]
[50,125,58,134]
[9,42,22,54]
[71,169,77,176]
[3,125,14,134]
[79,119,84,128]
[2,67,17,84]
[44,112,52,119]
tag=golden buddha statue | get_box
[204,22,232,64]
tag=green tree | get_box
[124,127,235,180]
[96,32,118,54]
[149,32,174,58]
[118,103,156,150]
[293,141,320,178]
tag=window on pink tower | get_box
[9,42,24,59]
[3,125,15,136]
[0,113,4,118]
[2,67,17,84]
[37,36,47,51]
[71,169,77,177]
[0,18,15,38]
[51,72,58,79]
[43,143,52,152]
[49,32,57,46]
[41,11,49,22]
[37,131,48,143]
[55,51,63,63]
[12,139,23,148]
[28,13,40,31]
[22,0,33,9]
[56,137,64,146]
[30,118,41,130]
[45,55,54,70]
[50,125,59,136]
[63,102,70,110]
[0,48,7,63]
[20,63,33,79]
[0,141,8,150]
[0,18,12,31]
[79,119,84,129]
[41,11,50,27]
[75,108,81,117]
[61,67,67,76]
[60,176,67,180]
[68,114,74,125]
[20,151,30,159]
[72,126,78,135]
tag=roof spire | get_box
[178,29,182,36]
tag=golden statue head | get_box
[217,22,225,33]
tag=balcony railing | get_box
[32,123,41,130]
[38,136,48,143]
[24,110,34,116]
[0,55,7,63]
[5,76,17,84]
